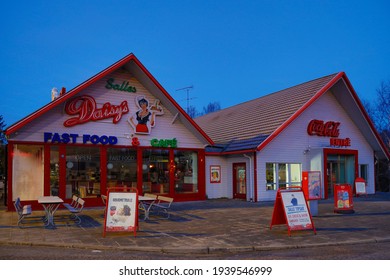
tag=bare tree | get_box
[186,105,199,118]
[202,102,221,115]
[375,81,390,147]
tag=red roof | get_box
[195,72,389,160]
[5,53,214,145]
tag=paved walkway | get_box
[0,193,389,255]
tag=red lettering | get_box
[307,119,340,137]
[64,95,129,127]
[330,137,351,147]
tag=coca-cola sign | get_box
[64,95,129,127]
[307,119,340,137]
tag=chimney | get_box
[60,87,66,96]
[51,88,59,101]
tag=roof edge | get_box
[256,71,389,161]
[5,53,214,145]
[6,53,137,135]
[341,74,390,160]
[256,72,345,151]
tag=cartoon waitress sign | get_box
[128,96,163,134]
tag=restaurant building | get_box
[5,54,213,210]
[196,72,389,201]
[4,54,389,210]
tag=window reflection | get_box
[143,149,169,194]
[174,151,198,194]
[66,146,100,199]
[106,148,137,193]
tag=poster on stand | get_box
[355,177,367,196]
[103,188,138,237]
[334,184,354,214]
[302,171,321,200]
[270,188,316,236]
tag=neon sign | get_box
[44,132,118,145]
[105,78,137,93]
[150,138,177,148]
[307,119,340,137]
[64,95,129,127]
[307,120,351,147]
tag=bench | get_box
[63,195,85,224]
[152,195,174,219]
[13,197,41,228]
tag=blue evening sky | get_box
[1,0,389,127]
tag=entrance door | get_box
[327,160,346,197]
[233,163,246,199]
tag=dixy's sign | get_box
[64,95,129,127]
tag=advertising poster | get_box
[308,171,321,200]
[355,178,367,196]
[280,191,313,231]
[334,184,354,213]
[210,165,221,183]
[104,191,138,236]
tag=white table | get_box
[38,196,64,227]
[138,195,157,220]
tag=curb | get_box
[2,237,390,255]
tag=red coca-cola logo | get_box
[307,119,340,137]
[64,95,129,127]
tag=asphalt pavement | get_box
[0,193,390,255]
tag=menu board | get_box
[103,191,138,237]
[270,188,316,235]
[355,178,367,195]
[280,191,313,231]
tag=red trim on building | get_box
[341,74,390,160]
[257,72,345,152]
[5,53,214,146]
[253,152,258,202]
[323,148,359,199]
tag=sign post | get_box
[270,188,316,236]
[103,187,139,237]
[354,177,367,197]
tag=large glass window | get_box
[174,150,198,194]
[12,144,44,200]
[66,146,100,199]
[106,148,137,193]
[266,163,302,190]
[143,149,170,194]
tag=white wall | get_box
[256,91,375,201]
[9,68,205,149]
[205,155,253,200]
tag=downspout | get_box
[243,154,254,202]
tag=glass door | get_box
[327,159,346,197]
[233,163,246,199]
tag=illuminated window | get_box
[266,163,302,190]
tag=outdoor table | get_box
[38,196,64,227]
[138,195,157,220]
